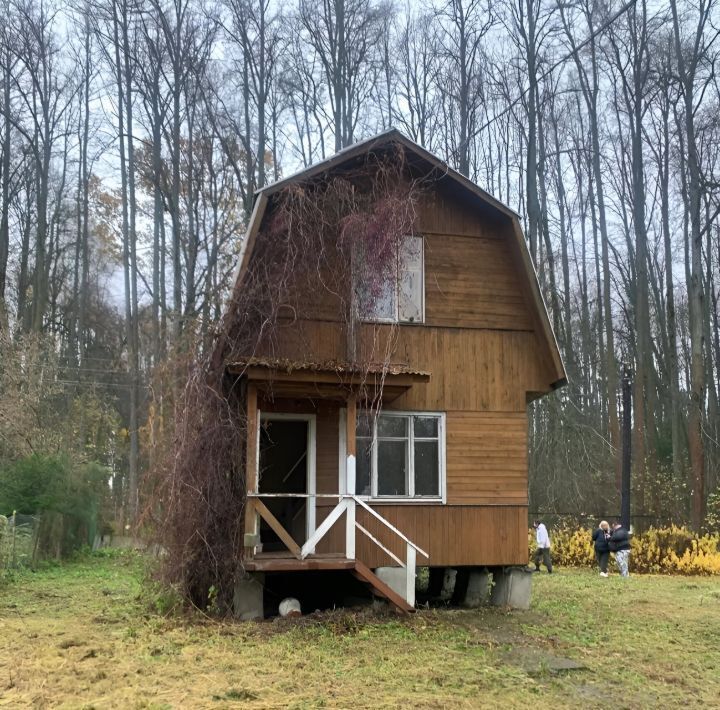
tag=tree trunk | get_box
[113,0,139,521]
[0,50,10,329]
[670,0,706,530]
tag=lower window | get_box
[355,411,444,500]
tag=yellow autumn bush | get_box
[529,524,720,575]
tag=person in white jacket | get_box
[532,520,553,573]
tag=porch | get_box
[229,358,431,612]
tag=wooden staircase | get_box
[244,493,429,614]
[351,560,414,614]
[244,553,415,614]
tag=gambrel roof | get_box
[229,128,567,390]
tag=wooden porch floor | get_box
[244,552,355,572]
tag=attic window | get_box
[355,411,444,501]
[357,236,424,324]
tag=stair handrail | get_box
[354,521,405,567]
[247,491,428,606]
[247,492,428,559]
[348,496,426,606]
[351,496,429,559]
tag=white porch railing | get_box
[246,492,429,606]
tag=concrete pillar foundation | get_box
[439,568,456,602]
[233,572,264,620]
[374,566,407,601]
[461,568,492,608]
[489,566,532,610]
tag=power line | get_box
[472,0,643,139]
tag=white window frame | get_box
[354,410,446,504]
[357,235,425,325]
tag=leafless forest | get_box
[1,0,719,530]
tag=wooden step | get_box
[244,555,354,572]
[352,561,414,615]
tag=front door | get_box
[258,416,315,551]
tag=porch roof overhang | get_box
[226,357,430,402]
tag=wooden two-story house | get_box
[227,129,566,617]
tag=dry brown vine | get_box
[146,146,427,610]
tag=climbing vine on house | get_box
[146,148,426,610]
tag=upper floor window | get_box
[357,235,424,323]
[355,411,444,500]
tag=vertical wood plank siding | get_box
[314,504,529,567]
[250,188,547,566]
[424,233,533,330]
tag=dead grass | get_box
[1,553,719,708]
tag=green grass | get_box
[1,554,719,708]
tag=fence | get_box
[0,509,102,570]
[528,512,684,534]
[0,513,40,570]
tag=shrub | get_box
[705,491,720,533]
[533,524,720,575]
[633,526,720,575]
[0,455,110,560]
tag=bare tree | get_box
[222,0,282,191]
[501,0,555,261]
[8,0,77,333]
[394,10,442,149]
[670,0,720,529]
[558,0,621,491]
[297,0,389,152]
[437,0,494,177]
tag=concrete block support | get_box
[489,567,532,610]
[233,572,264,620]
[462,568,492,608]
[375,566,407,601]
[440,568,457,601]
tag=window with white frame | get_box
[357,235,424,323]
[355,412,444,499]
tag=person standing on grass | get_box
[532,520,553,573]
[592,520,611,577]
[609,521,631,577]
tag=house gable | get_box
[226,129,566,395]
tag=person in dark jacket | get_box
[609,522,631,577]
[592,520,611,577]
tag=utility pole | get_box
[621,365,632,530]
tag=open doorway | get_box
[258,416,315,551]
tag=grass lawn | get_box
[1,553,719,709]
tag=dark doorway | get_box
[258,419,308,551]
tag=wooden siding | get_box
[246,181,549,568]
[246,218,556,399]
[305,410,527,507]
[258,323,547,412]
[316,408,339,496]
[445,412,527,504]
[424,233,532,330]
[316,504,529,567]
[416,186,506,238]
[261,396,529,561]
